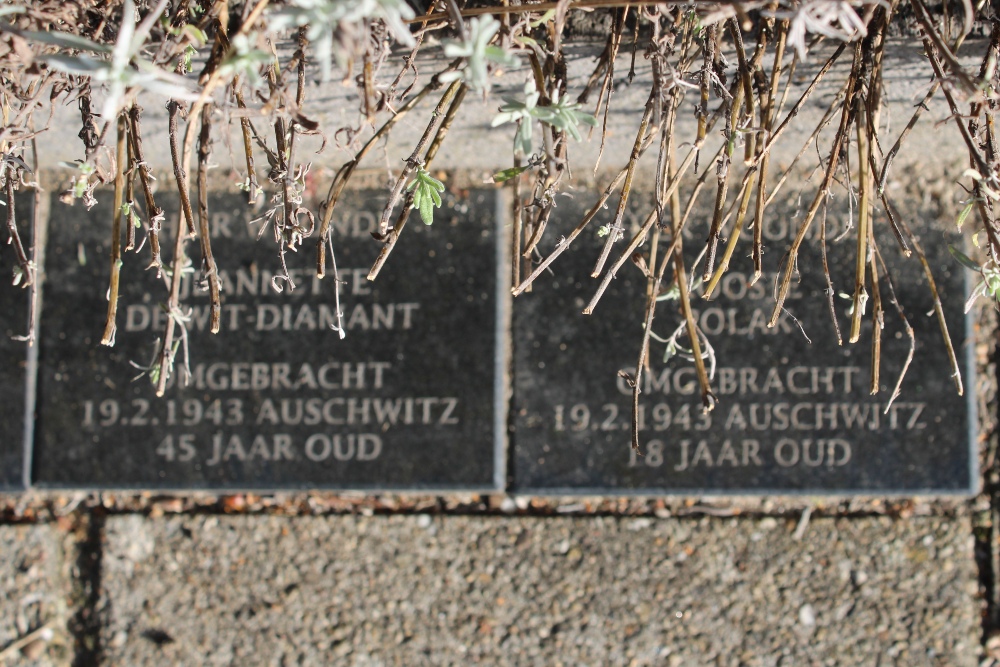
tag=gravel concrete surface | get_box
[0,524,71,666]
[98,513,978,666]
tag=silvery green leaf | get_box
[100,80,127,120]
[443,42,471,58]
[20,30,111,53]
[491,110,519,126]
[40,54,109,75]
[0,7,26,17]
[563,118,582,141]
[425,173,445,191]
[418,191,433,224]
[441,15,517,93]
[369,0,416,46]
[113,0,137,73]
[514,120,532,155]
[523,79,539,107]
[484,45,518,68]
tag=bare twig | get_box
[126,105,163,272]
[376,80,463,238]
[768,42,861,328]
[368,83,467,281]
[196,103,221,334]
[316,75,448,277]
[100,114,127,346]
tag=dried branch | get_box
[100,114,127,346]
[196,103,221,334]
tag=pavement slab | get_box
[99,513,979,666]
[0,524,71,666]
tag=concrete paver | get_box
[0,524,71,666]
[99,513,979,666]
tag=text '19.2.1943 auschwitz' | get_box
[512,193,975,494]
[33,190,500,491]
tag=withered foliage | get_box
[0,0,997,451]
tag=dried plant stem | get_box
[701,82,743,283]
[126,105,163,271]
[910,0,979,95]
[867,231,883,393]
[819,207,843,345]
[703,164,756,297]
[876,83,938,194]
[155,199,190,396]
[513,158,639,297]
[669,155,715,411]
[233,77,261,203]
[753,20,787,281]
[922,35,1000,259]
[850,107,872,344]
[584,128,707,314]
[630,232,675,453]
[873,242,914,409]
[888,200,964,395]
[124,129,136,252]
[591,88,656,278]
[762,93,843,210]
[751,41,843,172]
[768,42,861,328]
[196,104,221,334]
[3,165,30,286]
[19,135,42,346]
[100,114,126,347]
[316,78,441,277]
[695,25,716,170]
[591,8,626,172]
[152,0,271,397]
[368,83,467,281]
[511,154,524,290]
[376,80,463,238]
[409,0,737,24]
[167,101,197,237]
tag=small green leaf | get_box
[418,193,433,225]
[956,199,975,228]
[950,245,981,270]
[491,166,530,183]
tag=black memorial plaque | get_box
[35,189,500,490]
[513,193,976,494]
[0,193,34,491]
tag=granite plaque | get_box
[512,194,976,494]
[0,193,35,491]
[34,189,501,490]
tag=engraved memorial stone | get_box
[512,195,975,494]
[34,190,500,490]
